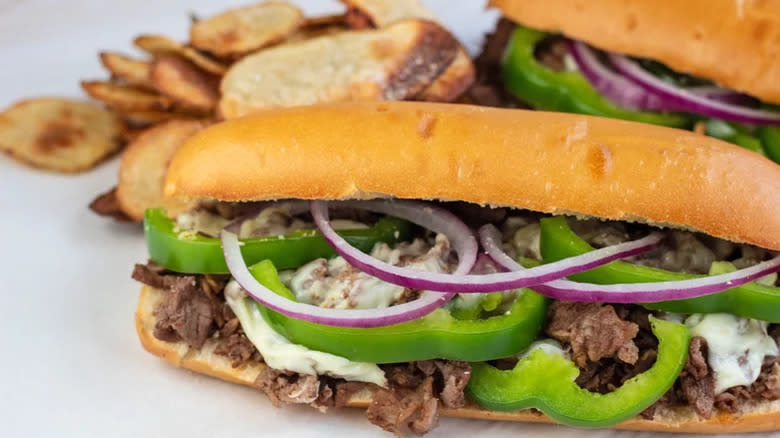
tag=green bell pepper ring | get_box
[758,125,780,164]
[467,317,689,428]
[502,26,691,128]
[705,119,767,157]
[539,216,780,322]
[144,208,413,274]
[247,259,548,364]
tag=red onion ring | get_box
[568,40,668,111]
[312,200,663,293]
[608,53,780,125]
[687,86,760,107]
[479,224,780,303]
[221,228,456,328]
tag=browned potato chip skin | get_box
[286,14,349,43]
[99,52,153,88]
[89,186,132,222]
[0,98,123,173]
[81,81,174,112]
[120,110,179,127]
[218,19,458,119]
[190,2,304,58]
[117,119,204,221]
[151,55,219,112]
[342,0,436,27]
[342,0,475,102]
[134,34,227,75]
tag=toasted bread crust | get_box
[136,285,780,433]
[491,0,780,104]
[165,101,780,250]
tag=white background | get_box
[0,0,770,436]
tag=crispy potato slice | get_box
[219,19,458,118]
[99,52,153,88]
[286,14,349,43]
[89,186,132,222]
[151,55,219,112]
[417,48,475,102]
[134,34,227,75]
[342,0,475,102]
[189,2,304,58]
[81,81,174,111]
[0,98,123,173]
[119,110,179,127]
[117,119,204,221]
[342,0,436,27]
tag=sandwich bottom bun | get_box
[136,285,780,433]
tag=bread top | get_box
[165,101,780,250]
[491,0,780,104]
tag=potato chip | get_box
[150,55,219,112]
[117,119,204,220]
[99,52,153,88]
[219,19,457,118]
[417,48,475,102]
[81,81,174,111]
[89,187,132,222]
[134,34,227,75]
[0,98,123,173]
[342,0,475,102]
[286,14,349,43]
[120,110,179,127]
[342,0,436,27]
[190,2,304,58]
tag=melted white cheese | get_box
[285,234,451,310]
[224,281,387,386]
[518,339,568,360]
[686,313,778,393]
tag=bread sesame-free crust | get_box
[165,101,780,250]
[136,285,780,433]
[491,0,780,104]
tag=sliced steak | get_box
[546,301,640,367]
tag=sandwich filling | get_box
[133,200,780,435]
[471,19,780,164]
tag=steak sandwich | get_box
[134,101,780,435]
[477,0,780,164]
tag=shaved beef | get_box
[152,276,214,348]
[679,337,715,418]
[254,367,320,407]
[716,361,780,413]
[467,18,526,108]
[546,301,640,367]
[367,377,439,436]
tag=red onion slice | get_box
[221,229,455,328]
[479,224,780,303]
[687,86,760,107]
[609,54,780,125]
[568,40,668,111]
[312,200,663,293]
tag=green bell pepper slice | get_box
[539,216,780,322]
[502,26,691,128]
[144,207,413,274]
[705,119,768,157]
[247,260,548,363]
[467,317,690,428]
[758,125,780,164]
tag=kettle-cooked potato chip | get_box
[218,19,457,118]
[116,119,204,221]
[81,81,174,111]
[190,1,304,58]
[134,34,227,75]
[99,52,154,88]
[341,0,474,102]
[0,98,123,172]
[150,55,219,112]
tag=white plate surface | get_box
[0,1,771,436]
